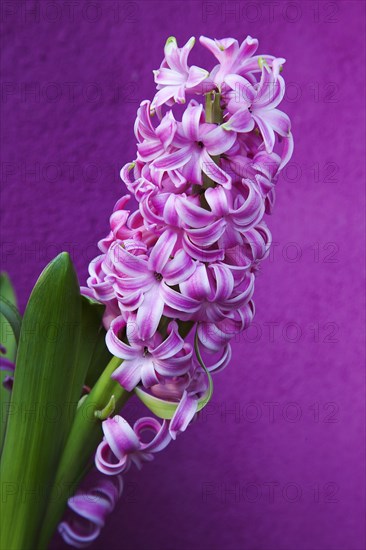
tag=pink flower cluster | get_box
[87,36,293,436]
[86,35,292,433]
[64,34,293,548]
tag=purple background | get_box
[1,1,365,549]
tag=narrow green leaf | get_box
[0,253,82,550]
[0,272,17,306]
[0,296,21,344]
[0,273,18,452]
[76,295,113,389]
[85,326,112,388]
[76,296,105,388]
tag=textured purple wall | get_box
[1,1,365,549]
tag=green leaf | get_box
[77,296,105,388]
[0,273,18,452]
[85,326,112,388]
[0,253,83,550]
[76,295,113,389]
[0,296,21,344]
[0,272,17,307]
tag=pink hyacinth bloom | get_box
[204,181,265,248]
[107,317,192,390]
[162,262,255,324]
[58,475,123,548]
[152,36,211,110]
[135,101,177,163]
[152,100,236,188]
[105,229,196,341]
[139,191,226,262]
[95,415,171,475]
[153,368,209,439]
[223,65,291,153]
[200,35,260,86]
[197,300,255,353]
[60,34,295,549]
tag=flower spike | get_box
[60,34,293,548]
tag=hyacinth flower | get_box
[152,99,237,187]
[151,36,211,110]
[58,473,124,548]
[107,317,192,389]
[96,415,171,475]
[0,35,293,550]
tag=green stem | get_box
[37,356,132,549]
[203,91,223,191]
[205,91,223,124]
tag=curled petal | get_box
[153,145,191,170]
[169,391,198,440]
[180,264,211,301]
[103,416,140,458]
[109,243,148,277]
[141,358,160,388]
[279,132,294,170]
[148,229,177,273]
[183,234,225,262]
[176,197,215,228]
[264,108,291,137]
[223,108,254,133]
[252,114,276,153]
[209,264,234,302]
[111,358,142,391]
[160,284,201,313]
[207,344,232,373]
[203,125,237,155]
[153,322,184,360]
[186,65,210,89]
[58,475,123,548]
[163,249,196,286]
[106,316,136,359]
[197,322,231,352]
[182,101,204,141]
[95,440,129,476]
[200,149,232,187]
[151,86,176,110]
[136,288,165,340]
[255,69,285,109]
[187,218,226,247]
[134,417,171,453]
